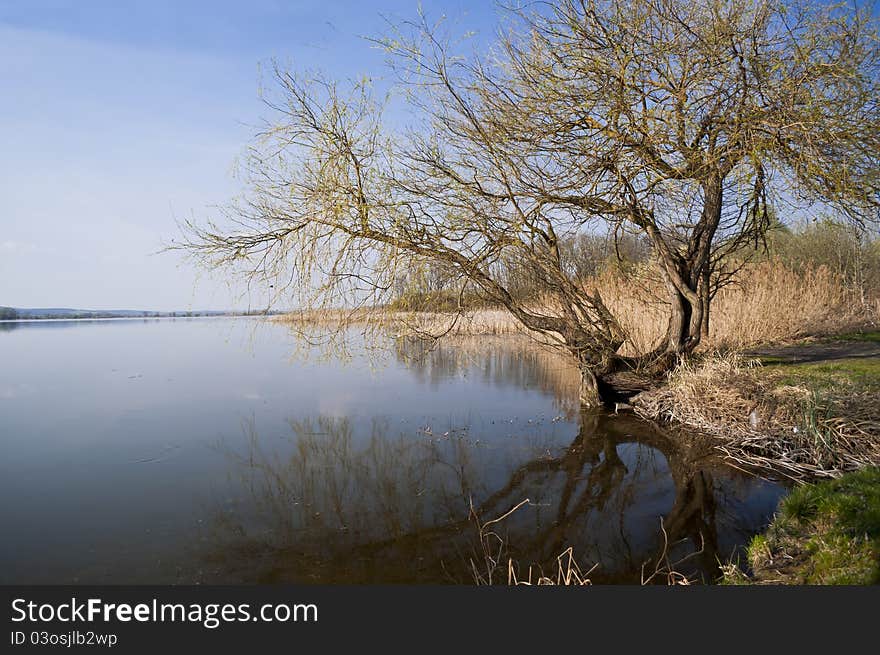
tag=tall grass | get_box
[280,258,876,355]
[709,261,867,348]
[388,258,876,353]
[596,258,873,353]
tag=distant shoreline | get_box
[0,314,277,324]
[0,304,289,321]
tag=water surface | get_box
[0,318,786,583]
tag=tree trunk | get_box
[664,287,691,355]
[654,175,722,359]
[700,265,711,339]
[579,365,602,408]
[666,287,705,354]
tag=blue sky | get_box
[0,1,498,311]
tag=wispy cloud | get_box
[1,240,56,254]
[1,240,30,251]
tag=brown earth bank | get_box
[630,332,880,482]
[625,333,880,585]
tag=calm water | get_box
[0,318,785,584]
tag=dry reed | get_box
[469,498,700,585]
[584,259,872,353]
[468,498,598,586]
[632,353,880,480]
[639,518,704,586]
[288,259,875,355]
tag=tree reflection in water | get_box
[202,409,784,584]
[394,335,583,419]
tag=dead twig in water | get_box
[469,498,598,585]
[640,518,705,586]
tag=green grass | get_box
[727,468,880,585]
[761,357,880,393]
[779,467,880,537]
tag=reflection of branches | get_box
[221,415,478,546]
[654,470,719,580]
[206,410,754,583]
[395,335,582,417]
[467,412,714,575]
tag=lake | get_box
[0,318,786,584]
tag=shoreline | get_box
[629,338,880,482]
[0,314,271,324]
[280,308,880,483]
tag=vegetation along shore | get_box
[280,227,880,584]
[177,0,880,583]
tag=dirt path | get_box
[747,338,880,364]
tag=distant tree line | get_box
[764,220,880,311]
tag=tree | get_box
[178,0,880,406]
[0,307,18,321]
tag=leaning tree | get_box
[178,0,880,406]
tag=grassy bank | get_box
[723,467,880,585]
[631,337,880,480]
